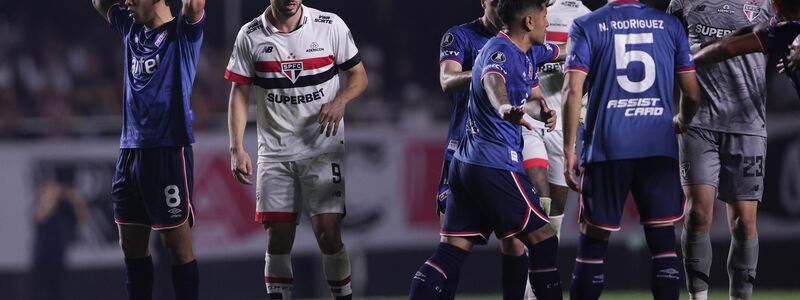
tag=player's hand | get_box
[778,58,787,74]
[319,100,346,137]
[564,150,581,192]
[787,45,800,71]
[540,100,557,132]
[673,114,688,134]
[230,148,253,185]
[501,105,534,130]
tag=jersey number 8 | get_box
[614,33,655,93]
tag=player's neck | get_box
[144,7,174,30]
[480,15,501,34]
[503,30,533,53]
[267,6,304,33]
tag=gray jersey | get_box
[668,0,772,137]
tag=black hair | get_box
[497,0,548,27]
[775,0,800,14]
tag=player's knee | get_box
[315,229,343,255]
[118,236,148,258]
[580,223,611,241]
[499,237,526,256]
[730,215,758,240]
[686,207,714,232]
[165,244,195,264]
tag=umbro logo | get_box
[168,208,182,215]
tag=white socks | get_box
[323,247,353,298]
[265,253,293,299]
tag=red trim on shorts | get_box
[523,158,549,169]
[264,276,294,284]
[255,212,299,223]
[641,193,686,224]
[327,276,352,287]
[577,169,622,231]
[151,147,194,230]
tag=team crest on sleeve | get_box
[281,62,303,83]
[441,32,455,47]
[742,0,761,22]
[490,51,506,63]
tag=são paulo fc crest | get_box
[743,0,761,22]
[281,62,303,83]
[491,51,506,63]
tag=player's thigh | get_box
[440,160,492,245]
[718,133,766,202]
[299,152,346,217]
[256,159,302,223]
[112,148,151,227]
[679,127,721,188]
[543,129,568,187]
[579,160,635,232]
[137,146,195,231]
[522,128,549,171]
[630,157,685,227]
[459,163,550,242]
[436,159,453,218]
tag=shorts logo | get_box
[680,162,690,179]
[743,0,761,22]
[168,208,182,215]
[510,150,519,162]
[281,62,303,83]
[441,33,455,47]
[491,51,506,63]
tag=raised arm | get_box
[318,62,368,137]
[439,61,472,93]
[692,33,763,65]
[182,0,206,24]
[92,0,118,21]
[228,83,252,185]
[561,71,586,191]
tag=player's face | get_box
[124,0,160,24]
[526,6,549,45]
[271,0,302,18]
[482,0,503,30]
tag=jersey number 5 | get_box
[614,33,655,93]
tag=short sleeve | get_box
[440,28,467,64]
[530,42,560,67]
[108,3,133,36]
[224,28,255,85]
[564,21,591,74]
[531,66,540,89]
[178,11,206,42]
[332,16,361,71]
[672,19,695,73]
[480,47,513,83]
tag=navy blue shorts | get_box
[441,159,550,244]
[112,146,194,230]
[435,159,451,216]
[579,157,685,231]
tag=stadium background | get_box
[0,0,798,299]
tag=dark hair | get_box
[497,0,548,27]
[775,0,800,14]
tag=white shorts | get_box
[522,129,567,187]
[255,152,346,223]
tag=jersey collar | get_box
[261,4,310,35]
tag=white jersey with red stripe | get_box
[225,5,361,162]
[535,0,591,131]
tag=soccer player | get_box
[667,0,772,299]
[91,0,205,299]
[522,0,591,240]
[692,0,800,95]
[438,1,561,298]
[411,0,562,299]
[224,0,368,299]
[561,0,701,299]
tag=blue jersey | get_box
[564,0,694,164]
[454,33,541,173]
[756,18,800,97]
[108,4,205,148]
[440,21,559,161]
